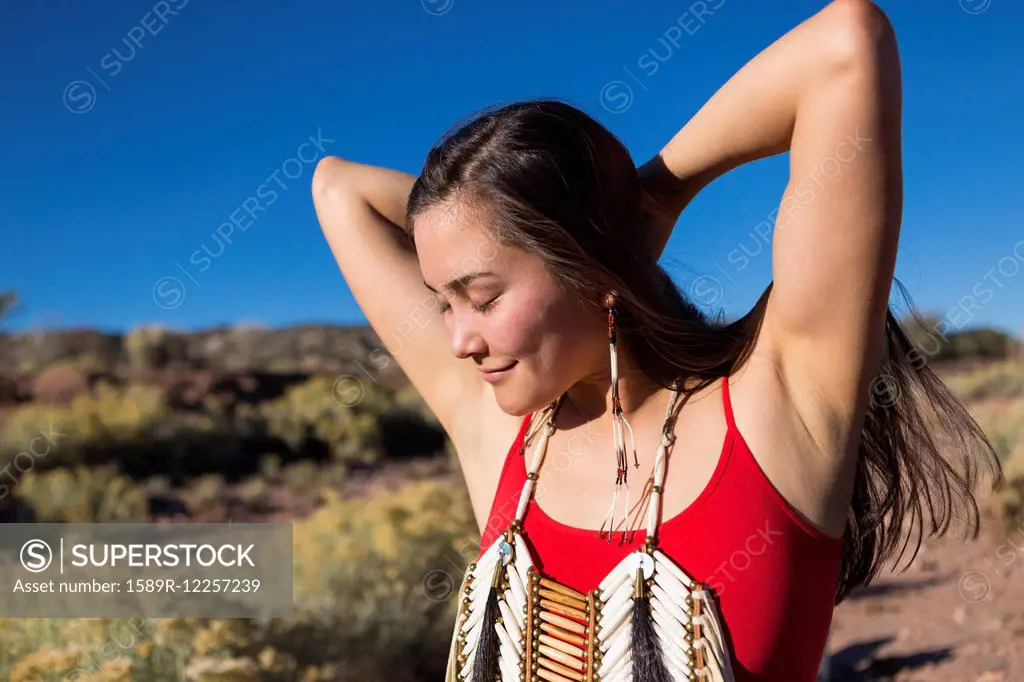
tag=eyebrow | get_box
[423,271,497,294]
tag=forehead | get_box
[414,201,507,288]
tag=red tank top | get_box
[478,376,843,682]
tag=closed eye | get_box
[435,294,499,315]
[473,297,498,314]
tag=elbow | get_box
[816,0,899,76]
[311,155,354,204]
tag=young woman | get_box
[312,1,1000,680]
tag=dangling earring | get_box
[598,302,639,543]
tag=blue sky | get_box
[2,0,1022,336]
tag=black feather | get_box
[631,582,673,682]
[470,587,502,682]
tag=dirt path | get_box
[825,515,1024,681]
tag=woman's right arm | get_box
[311,156,487,445]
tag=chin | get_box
[491,388,527,417]
[492,380,558,419]
[488,378,527,417]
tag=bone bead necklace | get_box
[444,383,738,682]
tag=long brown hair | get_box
[404,97,1003,603]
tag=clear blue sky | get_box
[2,0,1022,336]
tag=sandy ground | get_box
[824,514,1024,681]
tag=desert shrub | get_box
[0,382,170,482]
[258,377,389,465]
[972,403,1024,463]
[994,455,1024,529]
[945,361,1024,402]
[279,460,326,490]
[0,478,478,682]
[968,396,1024,529]
[235,475,270,507]
[1,381,168,449]
[178,473,227,517]
[14,464,150,522]
[901,312,1020,363]
[255,478,478,680]
[125,325,188,371]
[947,328,1018,360]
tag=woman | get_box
[312,1,1000,680]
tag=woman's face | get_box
[414,201,606,415]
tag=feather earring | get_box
[599,303,640,543]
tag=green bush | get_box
[14,465,150,523]
[0,381,170,474]
[0,478,478,682]
[257,377,388,465]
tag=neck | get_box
[560,338,667,426]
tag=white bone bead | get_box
[653,621,692,676]
[651,582,689,625]
[498,599,521,654]
[506,567,526,614]
[599,560,633,596]
[515,481,535,520]
[513,534,533,577]
[601,631,633,676]
[496,622,519,675]
[601,656,632,682]
[463,600,489,650]
[598,600,633,651]
[653,550,695,588]
[651,599,687,642]
[601,575,636,621]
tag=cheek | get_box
[487,304,535,356]
[495,295,582,359]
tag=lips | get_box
[480,362,517,381]
[480,362,516,374]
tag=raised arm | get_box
[311,157,487,446]
[642,0,902,429]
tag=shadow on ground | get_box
[829,637,954,681]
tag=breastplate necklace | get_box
[444,382,737,682]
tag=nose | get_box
[449,314,487,360]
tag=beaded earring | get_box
[598,302,641,542]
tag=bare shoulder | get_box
[450,385,533,534]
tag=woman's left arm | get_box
[643,0,902,424]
